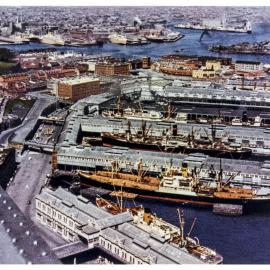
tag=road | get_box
[6,150,67,249]
[7,151,51,215]
[0,93,57,146]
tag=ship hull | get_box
[79,172,270,208]
[101,135,252,159]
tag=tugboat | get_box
[79,159,270,207]
[96,196,223,264]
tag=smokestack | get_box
[172,124,178,136]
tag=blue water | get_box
[2,23,270,63]
[5,22,270,264]
[134,200,270,264]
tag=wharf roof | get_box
[37,187,111,225]
[0,186,60,264]
[57,145,270,179]
[59,77,100,86]
[76,115,270,142]
[37,187,204,264]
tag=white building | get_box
[235,61,263,72]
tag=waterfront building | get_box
[142,57,151,69]
[95,62,130,76]
[57,77,101,102]
[205,60,221,71]
[192,67,216,79]
[235,61,263,73]
[36,187,204,264]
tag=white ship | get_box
[108,33,128,45]
[40,33,65,46]
[175,18,252,34]
[102,107,163,121]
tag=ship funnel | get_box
[172,124,178,136]
[181,161,188,177]
[143,208,153,225]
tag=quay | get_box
[36,187,210,264]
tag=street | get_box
[0,93,57,146]
[6,150,67,248]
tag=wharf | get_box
[53,241,90,259]
[56,145,270,188]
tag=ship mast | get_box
[187,218,197,238]
[116,96,122,116]
[217,158,223,191]
[177,208,185,245]
[137,158,143,182]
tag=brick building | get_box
[57,77,101,101]
[95,62,130,76]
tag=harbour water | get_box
[2,23,270,63]
[137,199,270,264]
[4,22,270,264]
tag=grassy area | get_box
[5,98,36,118]
[0,61,18,74]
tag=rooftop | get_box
[60,77,100,86]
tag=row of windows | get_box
[100,237,143,264]
[37,211,75,241]
[36,200,74,228]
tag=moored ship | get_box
[40,32,65,46]
[79,160,270,207]
[96,197,223,264]
[100,121,252,158]
[175,18,252,34]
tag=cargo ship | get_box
[96,197,223,264]
[79,160,270,207]
[100,121,252,158]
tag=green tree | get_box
[0,48,15,62]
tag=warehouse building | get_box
[57,77,101,101]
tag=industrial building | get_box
[95,62,130,76]
[57,77,101,102]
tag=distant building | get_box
[192,67,216,79]
[205,60,221,71]
[57,77,101,101]
[95,62,130,76]
[142,57,151,69]
[235,61,263,72]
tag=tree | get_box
[0,48,15,62]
